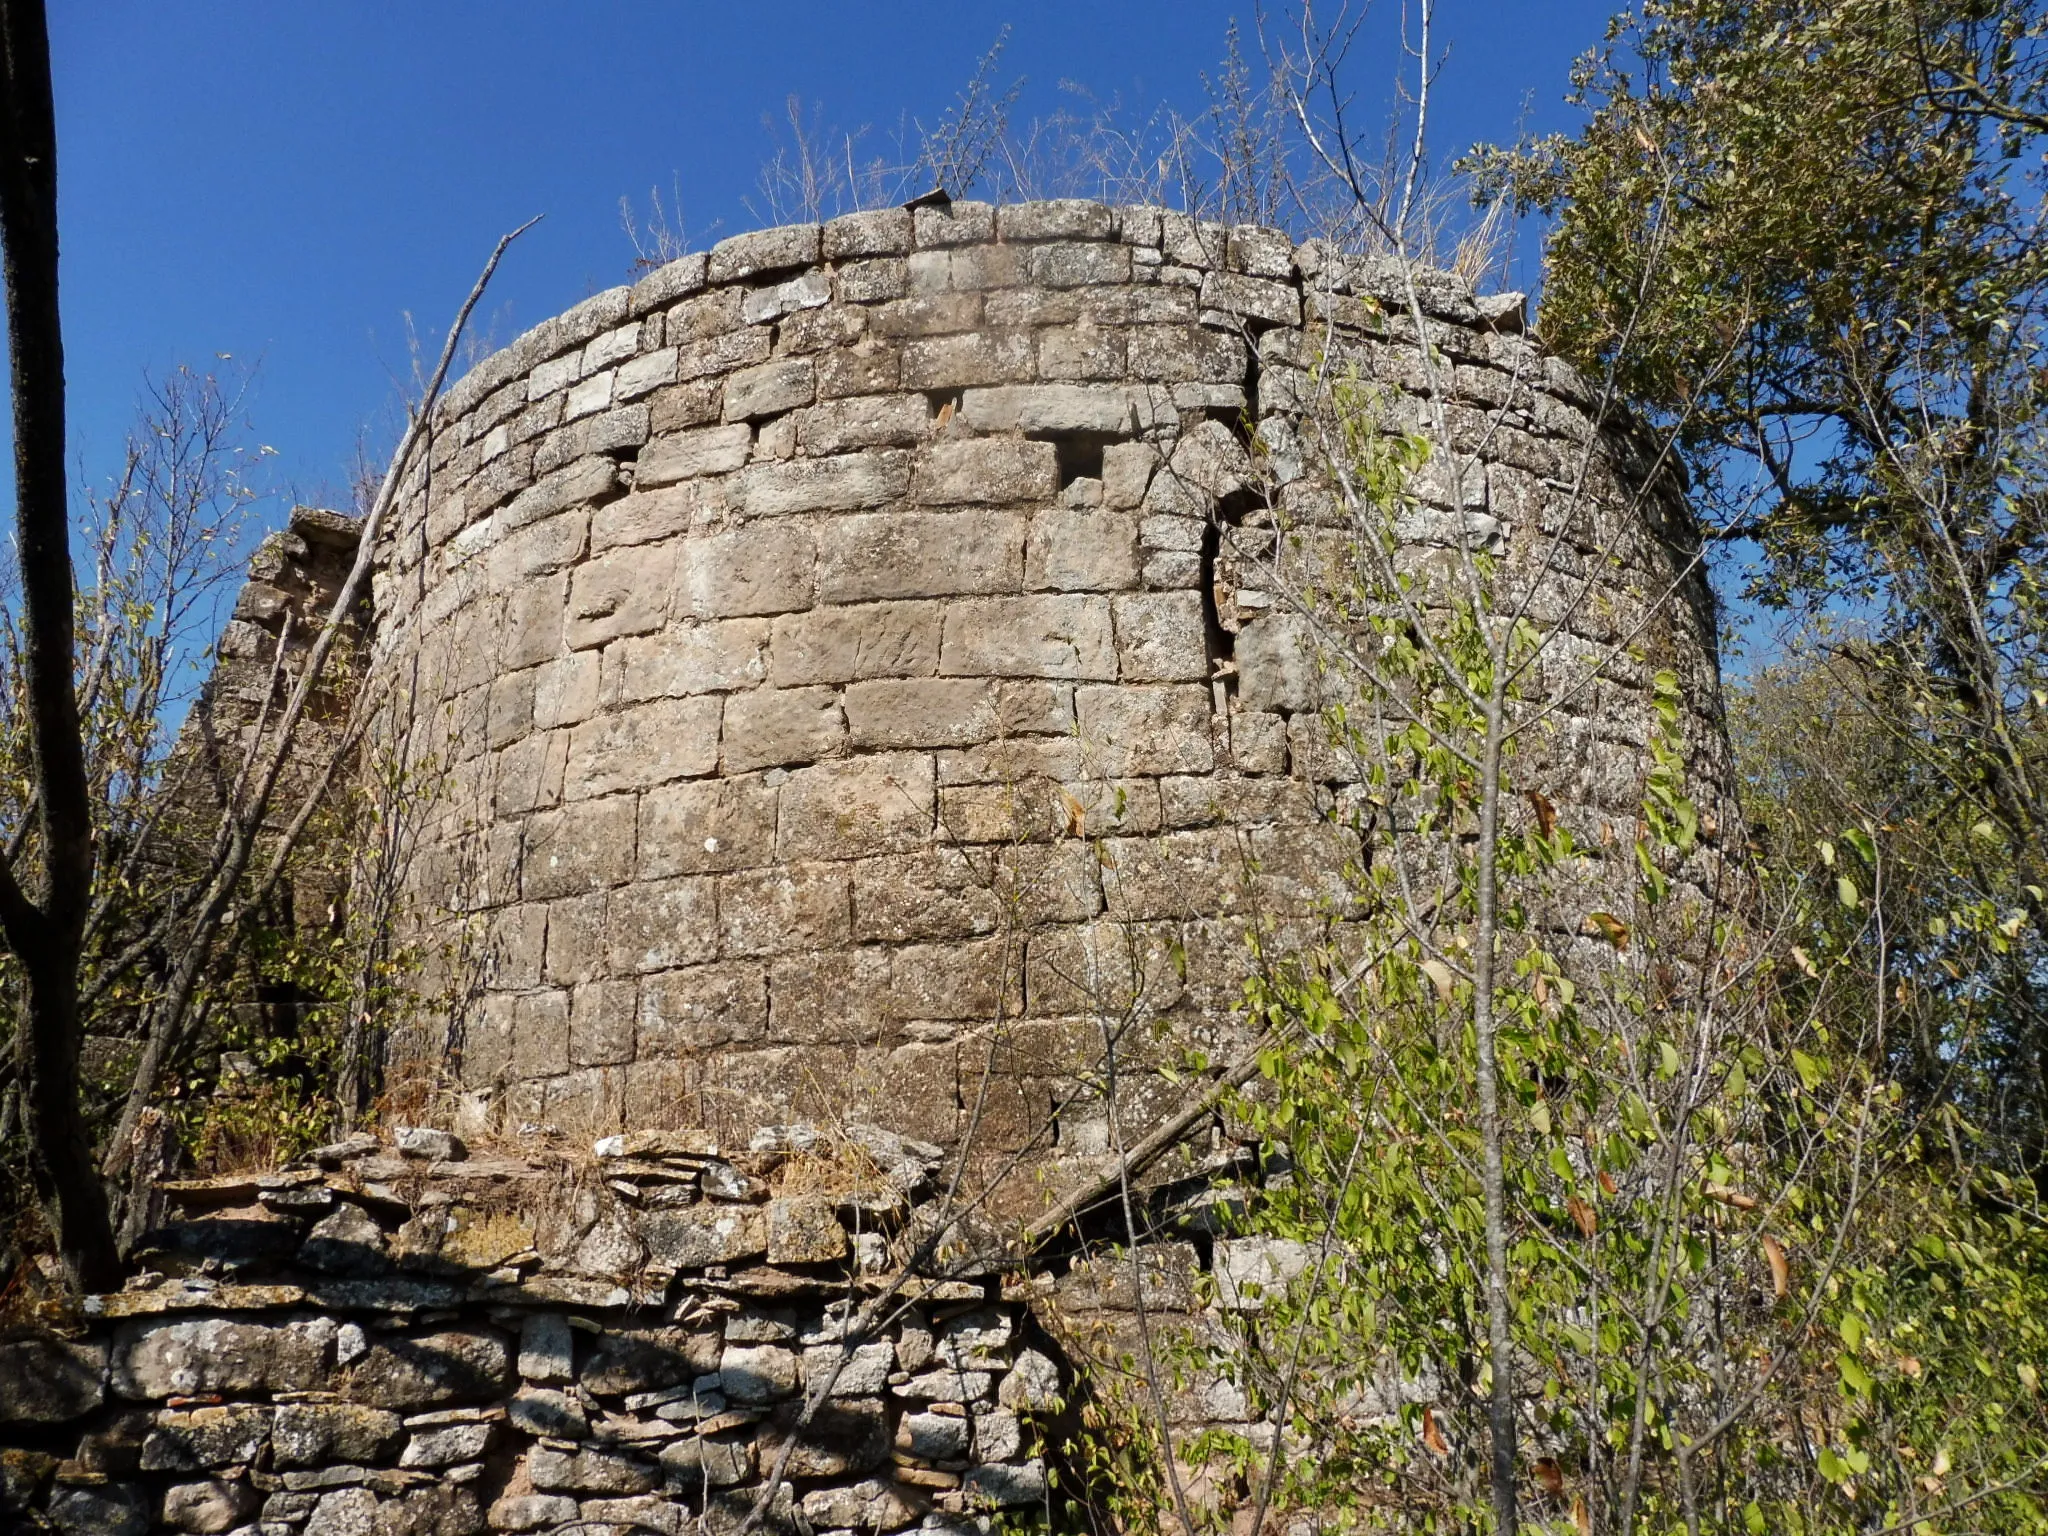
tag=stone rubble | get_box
[0,1125,1099,1535]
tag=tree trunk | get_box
[0,0,120,1291]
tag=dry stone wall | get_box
[0,1128,1065,1536]
[369,198,1735,1218]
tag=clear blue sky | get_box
[51,2,1620,516]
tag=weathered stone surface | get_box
[114,1318,334,1400]
[356,211,1737,1458]
[301,1200,390,1276]
[566,544,675,648]
[677,526,814,618]
[346,1329,513,1409]
[965,1459,1049,1506]
[998,1347,1062,1411]
[486,1494,577,1532]
[720,686,844,773]
[140,1405,273,1470]
[161,1477,258,1534]
[502,1386,586,1440]
[939,595,1117,679]
[776,753,934,859]
[1075,684,1215,774]
[579,1334,715,1401]
[1025,508,1142,591]
[399,1419,494,1466]
[1112,591,1209,681]
[719,1342,798,1403]
[529,1443,660,1494]
[771,601,940,684]
[800,1341,895,1397]
[760,1397,890,1477]
[375,1484,486,1536]
[48,1483,148,1536]
[765,1195,850,1264]
[271,1404,404,1468]
[816,511,1023,603]
[0,1334,106,1424]
[723,358,815,420]
[844,678,998,749]
[516,1313,573,1384]
[915,439,1057,505]
[636,422,751,485]
[708,222,820,284]
[801,1476,925,1532]
[657,1433,753,1489]
[734,452,912,517]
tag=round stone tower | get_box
[368,199,1733,1212]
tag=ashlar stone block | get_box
[721,358,816,421]
[823,207,914,259]
[939,594,1117,680]
[1075,683,1216,774]
[509,990,571,1079]
[914,438,1056,506]
[740,270,832,326]
[501,573,567,669]
[1025,508,1142,591]
[844,678,998,750]
[591,483,697,550]
[770,601,941,685]
[607,875,718,974]
[638,961,768,1052]
[851,851,1003,942]
[768,947,892,1043]
[616,620,770,701]
[707,222,822,284]
[998,199,1115,242]
[1113,591,1210,682]
[520,794,638,899]
[720,686,847,773]
[794,393,929,455]
[566,545,677,649]
[777,752,936,860]
[564,696,722,798]
[899,331,1033,390]
[733,451,912,517]
[639,776,780,878]
[636,423,752,486]
[960,383,1158,436]
[570,979,638,1067]
[676,526,815,619]
[816,511,1024,603]
[717,862,852,957]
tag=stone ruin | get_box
[0,199,1742,1533]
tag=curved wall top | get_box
[368,199,1731,1207]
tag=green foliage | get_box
[1168,378,2048,1532]
[1473,0,2048,1203]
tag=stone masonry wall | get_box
[0,1127,1065,1536]
[366,198,1736,1222]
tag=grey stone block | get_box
[707,222,822,284]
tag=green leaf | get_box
[1838,1352,1874,1397]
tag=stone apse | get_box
[370,197,1732,1219]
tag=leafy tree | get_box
[1471,0,2048,1169]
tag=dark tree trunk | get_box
[0,0,119,1292]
